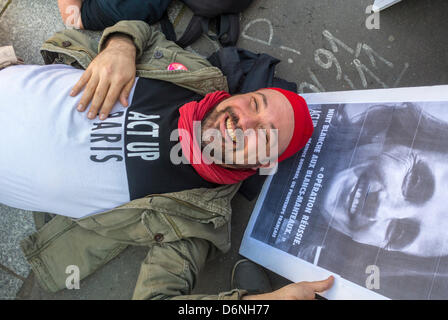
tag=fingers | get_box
[87,79,110,119]
[97,82,124,120]
[119,78,135,107]
[306,276,335,294]
[71,68,91,98]
[71,44,136,120]
[77,73,99,113]
[75,76,134,120]
[89,76,134,120]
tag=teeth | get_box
[350,185,364,214]
[226,118,237,142]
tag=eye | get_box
[252,97,259,113]
[385,218,420,250]
[402,157,435,204]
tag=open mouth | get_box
[347,172,380,221]
[348,176,368,216]
[225,116,237,142]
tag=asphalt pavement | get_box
[1,0,447,299]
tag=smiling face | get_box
[323,143,448,257]
[200,89,295,168]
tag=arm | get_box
[133,235,333,300]
[70,34,137,120]
[60,19,219,119]
[69,20,153,120]
[133,237,247,300]
[58,0,84,29]
[242,276,335,300]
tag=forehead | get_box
[258,89,294,121]
[258,89,294,149]
[258,88,289,106]
[375,145,448,217]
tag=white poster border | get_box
[239,85,448,300]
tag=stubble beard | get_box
[200,106,227,164]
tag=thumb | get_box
[307,276,334,293]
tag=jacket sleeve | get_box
[40,20,151,67]
[132,237,248,300]
[98,20,152,59]
[42,20,215,71]
[99,20,215,71]
[41,20,157,66]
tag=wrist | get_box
[104,34,136,55]
[241,294,256,300]
[241,292,272,300]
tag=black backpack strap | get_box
[160,11,177,42]
[217,14,240,47]
[201,17,218,41]
[175,15,207,48]
[174,13,241,48]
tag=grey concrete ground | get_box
[1,0,448,299]
[0,206,34,299]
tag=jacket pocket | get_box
[141,46,176,71]
[140,210,182,244]
[147,195,229,229]
[76,208,155,245]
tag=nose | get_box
[238,115,258,131]
[238,106,260,131]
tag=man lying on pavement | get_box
[0,20,333,299]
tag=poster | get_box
[372,0,402,12]
[240,85,448,300]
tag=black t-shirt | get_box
[124,77,217,199]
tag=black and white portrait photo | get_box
[241,86,448,300]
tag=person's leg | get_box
[20,215,128,292]
[20,205,157,292]
[0,46,23,70]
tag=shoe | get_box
[231,259,272,295]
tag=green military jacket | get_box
[21,20,248,300]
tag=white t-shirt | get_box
[0,64,136,218]
[0,64,214,218]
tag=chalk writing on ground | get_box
[241,18,410,93]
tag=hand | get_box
[242,276,334,300]
[70,34,137,120]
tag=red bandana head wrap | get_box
[177,89,313,185]
[178,91,257,185]
[266,88,314,162]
